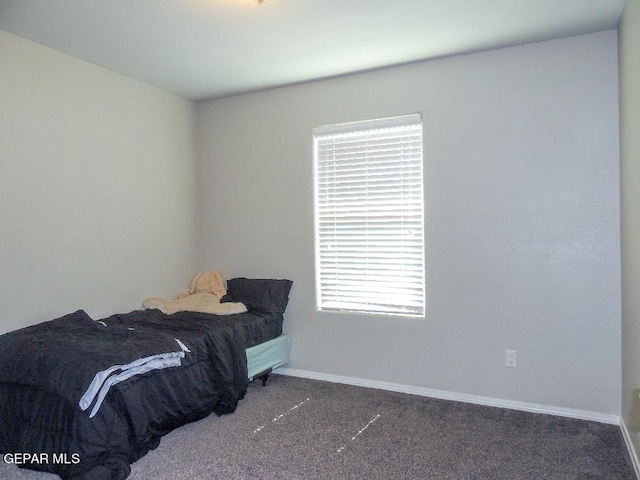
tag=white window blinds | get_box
[313,114,425,317]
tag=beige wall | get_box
[0,31,200,332]
[196,31,621,417]
[620,0,640,470]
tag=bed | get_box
[0,277,292,480]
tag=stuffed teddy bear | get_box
[143,270,246,315]
[177,270,227,299]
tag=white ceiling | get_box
[0,0,625,102]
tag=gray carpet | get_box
[1,374,636,479]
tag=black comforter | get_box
[0,307,281,480]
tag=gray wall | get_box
[0,24,623,421]
[196,31,621,416]
[620,0,640,467]
[0,31,200,333]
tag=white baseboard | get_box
[274,367,620,425]
[620,418,640,479]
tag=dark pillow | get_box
[221,278,293,316]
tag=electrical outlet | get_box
[505,350,517,368]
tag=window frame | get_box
[312,113,426,318]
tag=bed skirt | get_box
[247,334,290,380]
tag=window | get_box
[313,114,425,317]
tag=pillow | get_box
[221,278,293,317]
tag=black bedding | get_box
[0,278,292,480]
